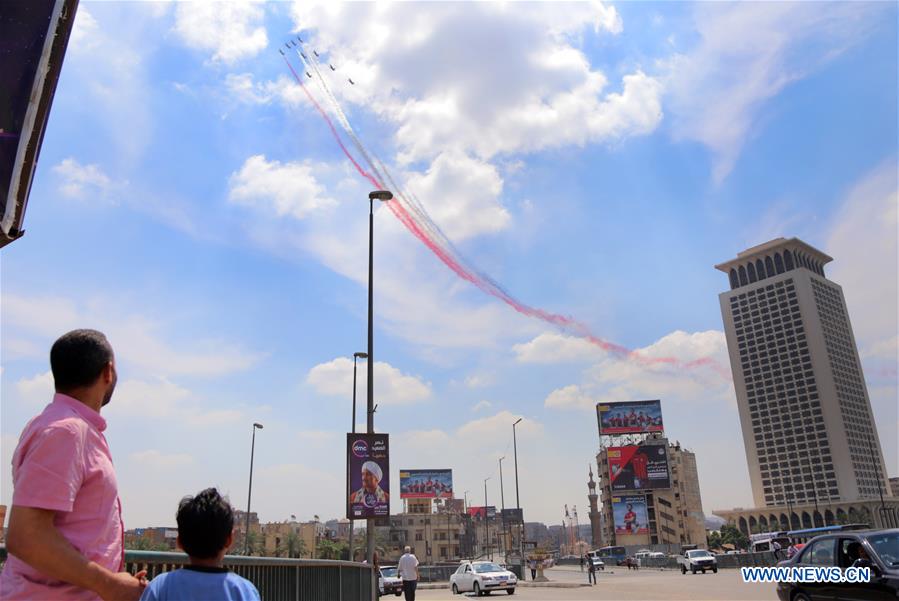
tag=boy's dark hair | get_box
[177,488,234,559]
[50,329,114,391]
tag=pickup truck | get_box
[677,549,718,574]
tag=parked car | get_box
[775,529,899,601]
[378,566,402,597]
[677,549,718,574]
[451,561,518,596]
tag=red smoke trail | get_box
[283,55,729,378]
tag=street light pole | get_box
[499,457,506,559]
[366,190,392,565]
[245,422,263,554]
[484,477,491,561]
[349,352,367,563]
[512,418,523,577]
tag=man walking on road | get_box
[0,330,145,601]
[587,554,597,585]
[398,545,419,601]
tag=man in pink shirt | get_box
[1,329,146,601]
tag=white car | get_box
[378,566,402,597]
[451,561,517,596]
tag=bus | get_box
[597,546,627,566]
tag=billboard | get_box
[612,494,649,535]
[399,469,453,499]
[597,400,664,435]
[347,434,390,519]
[468,506,497,520]
[608,443,671,491]
[501,508,524,524]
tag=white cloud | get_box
[66,6,154,162]
[401,152,510,241]
[665,2,886,182]
[463,374,493,389]
[2,294,265,378]
[228,155,337,219]
[456,410,543,441]
[544,384,594,410]
[306,357,431,405]
[513,332,607,364]
[827,160,898,363]
[542,330,733,412]
[173,1,268,64]
[130,449,194,469]
[16,371,54,407]
[290,2,659,163]
[471,400,492,412]
[53,158,115,200]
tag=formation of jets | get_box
[283,38,356,85]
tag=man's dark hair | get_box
[177,488,234,559]
[50,329,114,391]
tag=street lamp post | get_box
[349,352,367,563]
[512,418,523,577]
[499,457,506,558]
[366,190,392,564]
[484,477,491,560]
[245,422,263,554]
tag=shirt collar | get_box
[53,393,107,432]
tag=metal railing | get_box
[0,547,374,601]
[125,552,376,601]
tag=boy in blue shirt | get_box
[141,488,260,601]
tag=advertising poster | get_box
[501,508,524,524]
[347,433,390,519]
[608,443,671,491]
[467,506,497,520]
[399,469,454,499]
[597,400,664,435]
[612,495,649,535]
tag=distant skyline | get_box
[2,1,896,530]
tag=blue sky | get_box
[2,1,896,530]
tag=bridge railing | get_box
[125,551,376,601]
[0,547,374,601]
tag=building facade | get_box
[715,238,891,508]
[597,439,706,548]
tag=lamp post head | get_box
[369,190,393,202]
[354,352,369,359]
[253,423,264,429]
[513,418,523,426]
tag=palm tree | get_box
[286,531,306,559]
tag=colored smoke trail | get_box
[282,50,729,378]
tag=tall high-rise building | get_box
[715,237,890,509]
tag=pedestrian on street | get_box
[398,546,419,601]
[772,540,782,560]
[528,558,537,580]
[587,555,597,585]
[0,330,146,601]
[580,554,584,571]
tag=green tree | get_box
[285,531,306,559]
[316,539,348,560]
[719,524,749,550]
[707,531,723,550]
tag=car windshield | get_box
[688,550,712,557]
[380,567,398,577]
[474,563,504,574]
[865,532,899,565]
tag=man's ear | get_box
[226,530,234,549]
[103,361,115,383]
[176,535,184,551]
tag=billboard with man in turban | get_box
[347,433,390,519]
